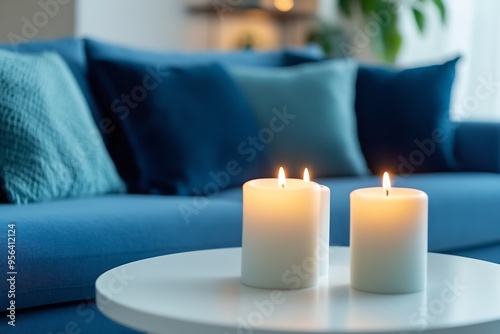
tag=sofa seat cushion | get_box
[0,195,243,310]
[219,172,500,253]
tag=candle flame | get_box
[278,167,286,189]
[303,168,310,182]
[383,172,391,196]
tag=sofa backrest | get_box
[84,38,324,68]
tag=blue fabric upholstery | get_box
[219,172,500,253]
[0,38,100,122]
[230,59,369,178]
[355,58,460,174]
[0,300,139,334]
[0,195,243,310]
[454,121,500,173]
[88,60,270,195]
[0,50,124,203]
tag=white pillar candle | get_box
[350,172,428,294]
[304,168,331,276]
[241,167,321,289]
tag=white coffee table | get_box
[96,247,500,334]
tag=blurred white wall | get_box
[0,0,75,43]
[76,0,315,51]
[0,0,316,51]
[75,0,192,51]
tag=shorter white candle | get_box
[350,172,428,294]
[304,168,330,276]
[241,167,321,289]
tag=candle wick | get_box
[386,189,389,197]
[281,184,285,189]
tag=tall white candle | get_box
[350,172,428,294]
[241,167,321,289]
[304,168,330,276]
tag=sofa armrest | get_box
[454,121,500,173]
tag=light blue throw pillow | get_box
[229,59,369,178]
[0,50,125,204]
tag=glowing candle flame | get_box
[278,167,286,189]
[303,168,310,182]
[383,172,391,196]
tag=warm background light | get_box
[274,0,294,12]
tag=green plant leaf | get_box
[381,25,403,63]
[335,0,447,62]
[412,8,425,34]
[338,0,352,17]
[306,22,340,56]
[432,0,447,24]
[360,0,378,15]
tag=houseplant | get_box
[338,0,447,62]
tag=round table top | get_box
[96,247,500,334]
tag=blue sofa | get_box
[1,38,500,334]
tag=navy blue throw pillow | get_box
[86,39,319,192]
[89,60,271,195]
[355,57,459,175]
